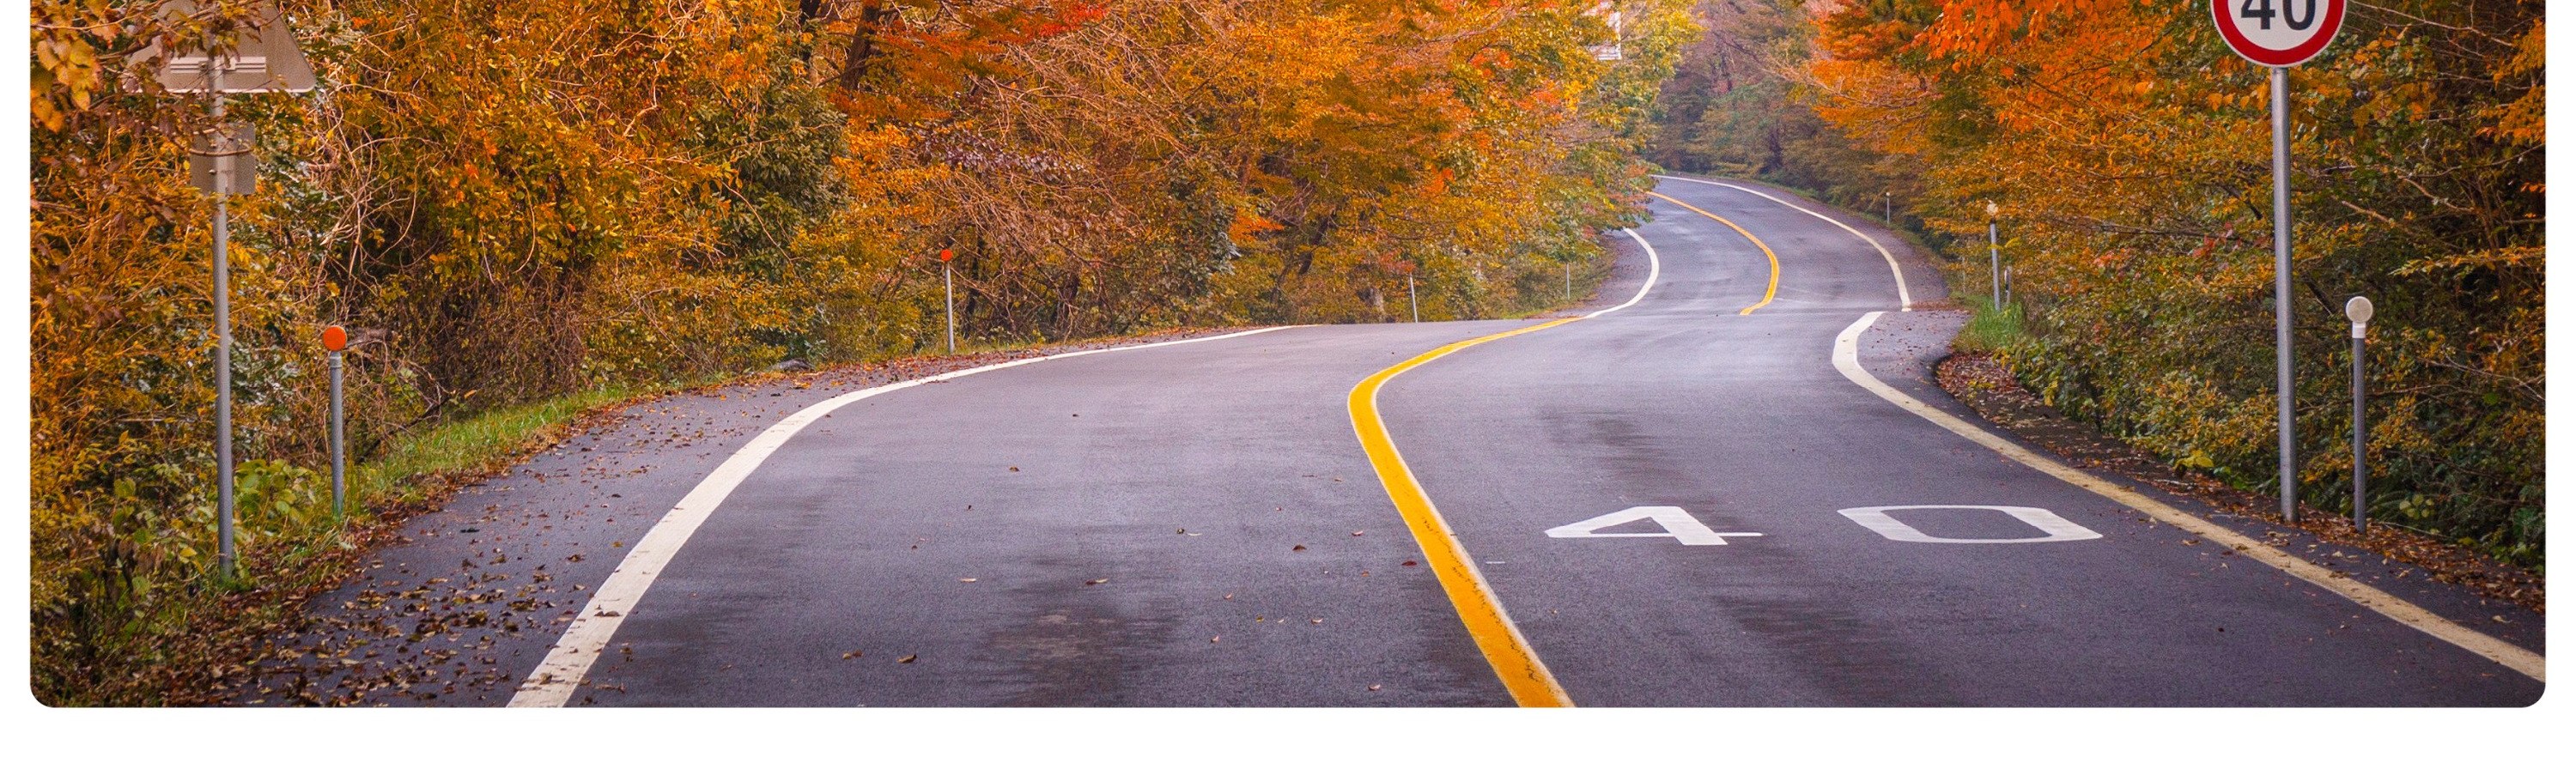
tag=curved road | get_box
[244,177,2544,707]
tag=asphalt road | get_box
[240,177,2543,706]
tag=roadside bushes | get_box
[1650,0,2543,562]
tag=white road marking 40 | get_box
[1838,505,2101,544]
[1547,506,1763,546]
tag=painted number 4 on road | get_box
[2214,0,2345,68]
[1547,506,1763,546]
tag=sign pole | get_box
[209,58,237,578]
[2346,297,2372,535]
[1408,275,1419,323]
[149,2,321,583]
[1984,201,2001,307]
[2270,65,2297,524]
[940,249,957,354]
[2213,0,2343,525]
[324,326,348,525]
[330,350,343,523]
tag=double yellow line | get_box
[1649,191,1780,315]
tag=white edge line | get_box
[1654,174,1912,312]
[1585,227,1662,318]
[1831,312,2543,682]
[506,325,1303,707]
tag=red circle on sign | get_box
[322,325,348,352]
[2212,0,2345,68]
[939,249,954,263]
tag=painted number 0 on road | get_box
[2213,0,2345,68]
[1838,506,2100,544]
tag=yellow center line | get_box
[1649,191,1780,315]
[1349,319,1581,707]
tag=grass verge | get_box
[34,378,696,705]
[1951,295,2031,355]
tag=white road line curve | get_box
[1832,312,2543,682]
[507,325,1303,707]
[1653,174,1913,312]
[1587,227,1662,319]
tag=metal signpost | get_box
[149,3,318,577]
[2345,296,2372,535]
[939,249,957,354]
[1984,201,2001,306]
[322,325,348,525]
[2213,0,2345,524]
[1408,275,1419,323]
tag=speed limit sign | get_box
[2213,0,2345,67]
[2214,0,2343,525]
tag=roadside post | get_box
[148,2,318,578]
[2213,0,2346,524]
[940,249,956,354]
[321,325,347,525]
[1408,275,1419,323]
[1984,201,2001,306]
[1564,263,1572,302]
[1884,191,1893,224]
[2346,296,2372,535]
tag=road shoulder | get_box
[1854,312,2543,660]
[215,327,1264,705]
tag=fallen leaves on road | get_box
[1084,578,1109,585]
[958,578,977,583]
[842,651,863,659]
[897,654,918,663]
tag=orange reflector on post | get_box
[321,324,347,352]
